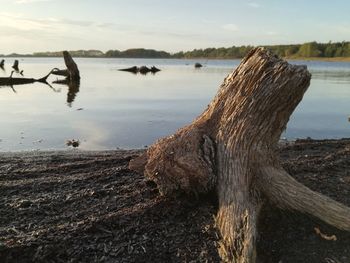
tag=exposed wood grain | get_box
[129,47,350,262]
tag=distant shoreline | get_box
[286,56,350,62]
[1,56,350,62]
[2,41,350,61]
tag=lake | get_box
[0,57,349,151]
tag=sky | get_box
[0,0,349,54]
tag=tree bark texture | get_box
[129,47,350,262]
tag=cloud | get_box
[71,121,111,151]
[96,22,116,29]
[222,23,239,32]
[0,11,224,54]
[15,0,52,3]
[248,2,260,8]
[333,24,350,34]
[52,18,95,27]
[0,12,101,53]
[266,31,278,36]
[0,12,96,30]
[0,12,53,31]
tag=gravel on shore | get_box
[1,139,350,262]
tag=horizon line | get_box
[1,40,349,56]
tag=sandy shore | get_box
[1,139,350,262]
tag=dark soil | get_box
[1,139,350,263]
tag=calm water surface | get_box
[0,58,349,151]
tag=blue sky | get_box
[0,0,349,54]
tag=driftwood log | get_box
[52,51,80,82]
[63,51,80,82]
[52,69,69,77]
[12,60,19,71]
[129,47,350,262]
[51,51,80,106]
[0,69,56,86]
[119,66,161,75]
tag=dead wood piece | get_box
[139,128,216,196]
[52,52,81,106]
[52,68,69,77]
[314,227,337,241]
[129,47,350,262]
[119,66,161,75]
[150,66,161,73]
[12,60,19,71]
[119,66,138,74]
[0,69,56,86]
[63,51,80,82]
[138,66,150,75]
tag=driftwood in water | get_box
[51,51,80,81]
[150,66,161,73]
[139,66,150,74]
[63,51,80,82]
[12,60,19,71]
[119,66,161,75]
[0,69,55,86]
[52,68,69,77]
[129,48,350,262]
[52,51,80,106]
[119,66,138,74]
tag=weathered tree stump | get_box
[63,51,80,82]
[52,51,81,105]
[129,47,350,262]
[12,60,19,71]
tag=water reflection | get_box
[0,66,79,107]
[0,81,60,94]
[67,81,80,107]
[0,57,349,151]
[310,70,350,83]
[52,78,80,107]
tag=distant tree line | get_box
[105,48,171,58]
[174,41,350,59]
[172,46,253,59]
[32,50,104,57]
[2,42,350,59]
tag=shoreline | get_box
[0,137,346,154]
[286,56,350,62]
[2,56,350,62]
[1,137,350,262]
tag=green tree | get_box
[298,42,321,57]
